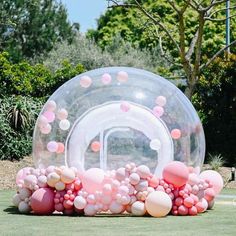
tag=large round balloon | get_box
[33,67,205,176]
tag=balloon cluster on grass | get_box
[13,161,223,217]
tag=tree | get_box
[0,0,79,62]
[92,0,236,98]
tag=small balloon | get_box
[80,76,92,88]
[47,141,58,153]
[101,73,112,84]
[117,71,128,82]
[153,106,164,117]
[171,129,181,139]
[91,141,101,152]
[120,101,130,112]
[155,96,166,107]
[149,139,161,151]
[59,119,70,131]
[57,109,68,120]
[43,111,55,123]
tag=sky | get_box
[60,0,108,32]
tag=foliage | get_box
[207,153,225,171]
[0,52,85,98]
[90,0,236,58]
[193,54,236,165]
[43,34,169,74]
[0,0,78,62]
[0,96,43,160]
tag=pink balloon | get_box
[82,168,105,194]
[163,161,189,188]
[31,188,55,215]
[171,129,181,139]
[178,205,188,215]
[40,123,51,134]
[101,73,112,84]
[153,106,164,117]
[189,206,198,216]
[204,188,216,202]
[57,109,68,120]
[183,197,194,208]
[155,96,167,107]
[109,201,124,214]
[91,141,101,152]
[80,76,92,88]
[45,100,57,112]
[16,167,31,185]
[47,141,58,153]
[117,71,128,82]
[120,101,130,112]
[43,111,55,123]
[199,170,223,195]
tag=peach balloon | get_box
[30,188,55,215]
[80,76,92,88]
[57,108,68,120]
[117,71,128,82]
[155,96,167,107]
[91,141,101,152]
[171,129,181,139]
[82,168,105,193]
[163,161,189,188]
[199,170,223,195]
[61,168,76,184]
[131,201,146,216]
[109,201,124,214]
[136,165,150,179]
[56,142,65,154]
[45,100,57,112]
[102,73,112,85]
[145,191,172,217]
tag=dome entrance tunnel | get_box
[33,67,205,177]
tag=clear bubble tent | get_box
[33,67,205,176]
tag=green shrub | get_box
[193,54,236,165]
[0,52,85,98]
[0,96,43,160]
[208,153,225,171]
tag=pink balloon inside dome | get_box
[171,129,181,139]
[155,96,167,107]
[40,123,52,134]
[101,73,112,85]
[120,101,130,112]
[45,100,57,112]
[47,141,58,153]
[56,142,65,154]
[30,188,55,215]
[38,115,48,128]
[117,71,128,82]
[153,106,164,117]
[57,109,68,120]
[91,141,101,152]
[43,111,55,123]
[82,168,105,194]
[80,75,92,88]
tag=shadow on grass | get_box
[3,206,152,218]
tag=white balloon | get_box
[150,139,161,151]
[18,201,31,213]
[131,201,146,216]
[12,194,21,207]
[59,119,70,131]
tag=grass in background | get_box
[0,189,236,236]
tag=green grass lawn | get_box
[0,189,236,236]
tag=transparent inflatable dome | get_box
[33,67,205,176]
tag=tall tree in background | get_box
[0,0,79,62]
[91,0,236,98]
